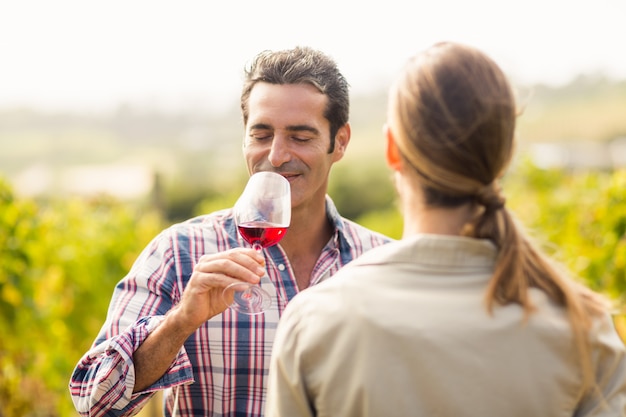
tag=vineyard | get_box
[1,75,626,416]
[1,157,625,415]
[0,177,165,416]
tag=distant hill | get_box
[1,74,625,198]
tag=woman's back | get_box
[271,236,626,417]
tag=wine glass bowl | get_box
[237,222,288,251]
[223,172,291,314]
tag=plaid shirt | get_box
[69,196,390,417]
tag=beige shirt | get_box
[266,234,626,417]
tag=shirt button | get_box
[278,264,285,271]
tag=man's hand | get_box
[133,247,265,393]
[174,248,266,330]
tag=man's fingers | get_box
[195,248,265,284]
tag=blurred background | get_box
[1,0,625,415]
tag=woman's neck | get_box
[401,202,475,238]
[396,172,476,238]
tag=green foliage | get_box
[355,206,403,240]
[194,186,240,217]
[0,179,164,416]
[2,159,626,415]
[328,158,396,221]
[504,158,626,299]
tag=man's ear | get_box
[384,124,403,171]
[332,123,351,162]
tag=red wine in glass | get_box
[238,221,288,250]
[222,172,291,314]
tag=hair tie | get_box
[486,196,506,211]
[476,183,506,211]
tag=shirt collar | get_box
[325,195,357,264]
[324,194,345,236]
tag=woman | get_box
[265,42,626,416]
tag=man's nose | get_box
[268,136,291,168]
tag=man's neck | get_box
[278,200,333,289]
[281,200,331,255]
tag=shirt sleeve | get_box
[69,316,194,417]
[68,227,196,417]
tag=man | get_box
[69,46,390,417]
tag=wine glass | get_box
[222,171,291,314]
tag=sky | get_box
[1,0,625,113]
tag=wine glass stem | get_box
[252,243,264,287]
